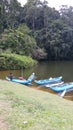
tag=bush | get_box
[0,53,37,70]
[33,48,47,60]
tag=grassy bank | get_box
[0,80,73,130]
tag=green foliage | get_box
[33,48,47,60]
[1,0,73,60]
[0,25,37,57]
[0,53,37,70]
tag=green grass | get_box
[0,80,73,130]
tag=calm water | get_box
[0,61,73,101]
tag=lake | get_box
[0,61,73,101]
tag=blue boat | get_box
[34,76,62,85]
[6,73,35,85]
[38,81,64,89]
[50,82,73,92]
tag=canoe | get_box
[45,81,64,88]
[6,72,35,85]
[50,82,73,92]
[34,76,62,85]
[38,81,64,89]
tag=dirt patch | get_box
[0,119,7,130]
[0,100,12,130]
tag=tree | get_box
[0,24,37,57]
[0,0,9,33]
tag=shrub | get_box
[0,53,37,70]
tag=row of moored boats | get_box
[6,73,73,97]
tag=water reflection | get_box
[0,61,73,101]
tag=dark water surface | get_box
[0,61,73,101]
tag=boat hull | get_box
[6,77,31,85]
[50,82,73,92]
[34,76,62,85]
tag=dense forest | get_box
[0,0,73,60]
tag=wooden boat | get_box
[6,73,35,85]
[50,82,73,92]
[34,76,62,85]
